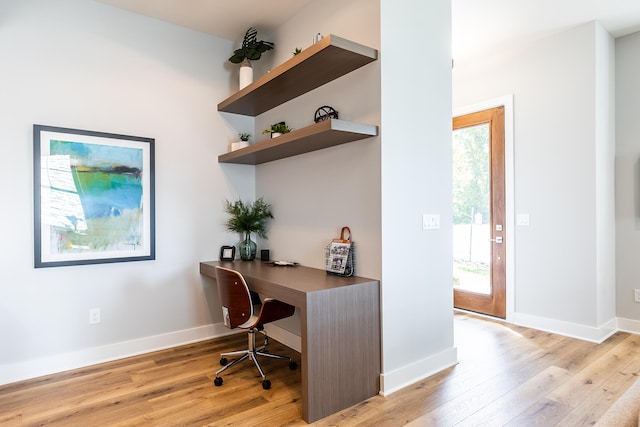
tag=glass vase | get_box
[239,232,256,261]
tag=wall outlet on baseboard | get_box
[635,289,640,303]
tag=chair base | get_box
[214,328,295,389]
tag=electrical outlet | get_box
[635,290,640,303]
[89,308,101,324]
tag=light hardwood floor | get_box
[1,312,638,426]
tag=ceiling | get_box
[97,0,640,64]
[95,0,315,41]
[453,0,640,64]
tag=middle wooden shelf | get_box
[218,118,378,165]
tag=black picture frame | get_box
[220,245,236,261]
[34,124,155,268]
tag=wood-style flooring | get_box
[1,312,638,426]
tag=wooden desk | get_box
[200,260,380,423]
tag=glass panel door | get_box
[453,123,490,295]
[452,107,506,318]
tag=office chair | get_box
[213,266,297,390]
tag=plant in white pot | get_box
[231,132,251,151]
[262,122,292,138]
[228,27,274,90]
[224,198,273,261]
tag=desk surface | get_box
[200,259,380,423]
[200,260,377,307]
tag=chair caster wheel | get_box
[289,361,297,370]
[219,357,228,366]
[214,377,223,386]
[262,379,271,390]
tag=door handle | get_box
[489,236,503,243]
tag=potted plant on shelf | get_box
[231,132,251,151]
[262,121,292,138]
[229,27,274,90]
[224,198,273,260]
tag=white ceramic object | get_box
[230,141,250,151]
[239,59,253,90]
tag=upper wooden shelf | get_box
[217,35,378,116]
[218,119,377,165]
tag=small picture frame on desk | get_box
[219,245,235,261]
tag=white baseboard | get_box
[512,312,618,343]
[5,314,635,389]
[617,317,640,335]
[0,322,303,387]
[379,346,458,396]
[264,324,301,353]
[0,323,236,386]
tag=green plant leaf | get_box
[224,198,274,238]
[228,28,274,63]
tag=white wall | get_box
[595,24,617,327]
[453,21,617,341]
[221,0,382,341]
[615,31,640,326]
[255,0,381,279]
[251,0,456,394]
[379,0,456,393]
[0,0,254,384]
[1,0,458,396]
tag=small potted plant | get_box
[229,28,274,90]
[262,121,292,138]
[224,198,274,260]
[230,132,251,152]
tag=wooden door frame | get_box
[453,106,505,317]
[453,95,514,321]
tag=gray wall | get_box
[453,21,617,339]
[252,0,456,393]
[0,0,254,383]
[615,31,640,323]
[0,0,458,396]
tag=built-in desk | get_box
[199,260,380,423]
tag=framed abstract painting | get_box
[33,125,155,268]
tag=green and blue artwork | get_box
[34,125,155,267]
[44,140,144,255]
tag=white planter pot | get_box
[239,59,253,90]
[230,141,250,151]
[271,132,282,138]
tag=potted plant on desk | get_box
[224,198,273,260]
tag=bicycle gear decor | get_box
[314,106,339,123]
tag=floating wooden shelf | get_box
[218,35,378,116]
[218,119,377,165]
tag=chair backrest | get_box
[214,266,253,329]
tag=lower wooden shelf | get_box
[218,118,378,165]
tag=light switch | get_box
[517,214,530,226]
[423,214,440,230]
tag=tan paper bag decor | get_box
[325,226,355,277]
